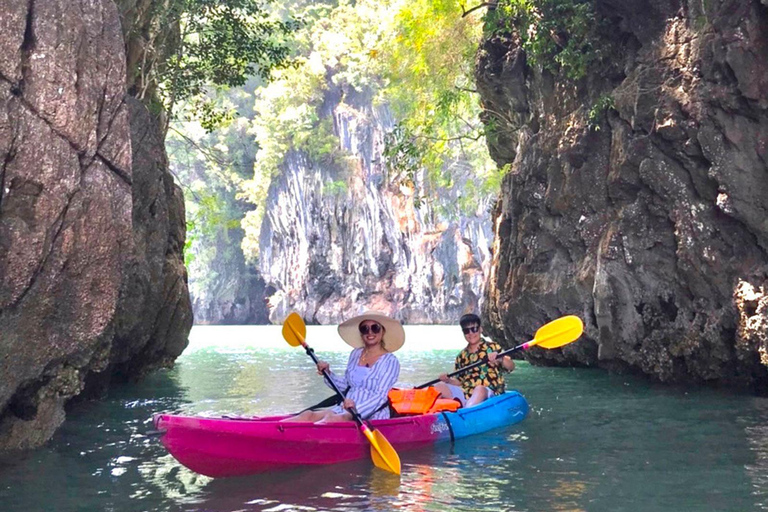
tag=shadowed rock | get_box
[477,0,768,392]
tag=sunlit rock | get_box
[0,0,192,450]
[258,87,492,324]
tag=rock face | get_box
[477,0,768,392]
[192,248,271,325]
[107,96,192,382]
[0,0,191,450]
[260,87,492,324]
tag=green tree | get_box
[122,0,298,131]
[486,0,603,80]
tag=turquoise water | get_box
[1,325,767,511]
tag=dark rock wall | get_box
[0,0,192,450]
[478,0,768,391]
[0,0,132,449]
[108,96,192,382]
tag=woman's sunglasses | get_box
[462,325,480,334]
[359,323,383,335]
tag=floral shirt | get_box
[455,340,507,398]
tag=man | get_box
[433,313,515,408]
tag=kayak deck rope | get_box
[439,411,455,443]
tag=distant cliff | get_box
[259,86,493,324]
[478,0,768,392]
[0,0,192,450]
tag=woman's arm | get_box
[323,349,358,392]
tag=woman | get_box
[284,311,403,423]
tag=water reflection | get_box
[743,398,768,511]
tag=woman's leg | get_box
[316,410,353,423]
[281,409,328,422]
[465,385,489,408]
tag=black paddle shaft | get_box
[301,344,366,425]
[415,341,526,389]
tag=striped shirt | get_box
[326,348,400,420]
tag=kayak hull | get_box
[154,391,528,477]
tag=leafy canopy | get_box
[140,0,299,130]
[486,0,603,80]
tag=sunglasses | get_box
[462,325,480,335]
[359,323,383,335]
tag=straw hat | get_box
[337,311,405,352]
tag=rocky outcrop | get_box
[192,249,271,325]
[477,0,768,392]
[0,0,191,450]
[105,96,192,382]
[260,87,492,324]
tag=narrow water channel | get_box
[1,325,766,511]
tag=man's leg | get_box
[465,385,489,408]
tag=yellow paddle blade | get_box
[532,315,584,349]
[281,312,307,347]
[362,426,401,475]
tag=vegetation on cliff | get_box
[238,0,503,259]
[167,0,507,305]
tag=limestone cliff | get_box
[260,87,493,324]
[192,238,271,325]
[478,0,768,392]
[0,0,192,450]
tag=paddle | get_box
[281,312,402,475]
[416,315,584,389]
[295,394,342,414]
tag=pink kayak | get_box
[153,391,528,477]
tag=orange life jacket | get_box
[428,398,461,413]
[387,387,461,415]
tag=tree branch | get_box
[461,1,497,18]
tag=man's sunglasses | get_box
[462,325,480,335]
[359,323,383,335]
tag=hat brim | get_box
[337,311,405,352]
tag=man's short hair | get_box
[459,313,481,328]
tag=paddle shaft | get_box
[416,339,533,389]
[295,394,342,414]
[296,340,368,426]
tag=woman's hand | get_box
[488,352,500,367]
[438,373,450,382]
[342,398,356,411]
[316,361,330,375]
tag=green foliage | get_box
[380,0,493,201]
[235,0,505,257]
[144,0,298,129]
[240,48,344,257]
[322,179,349,196]
[383,125,422,186]
[487,0,603,80]
[588,93,615,130]
[167,84,261,294]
